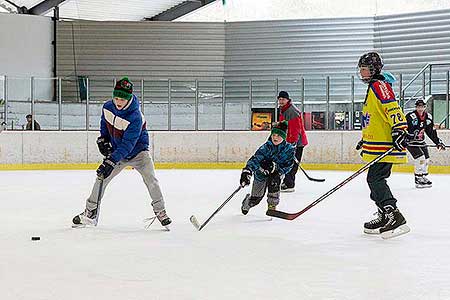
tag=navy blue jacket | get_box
[245,138,295,182]
[100,95,149,163]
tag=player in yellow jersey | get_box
[356,52,410,239]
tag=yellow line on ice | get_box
[0,162,449,173]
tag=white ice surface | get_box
[1,169,450,300]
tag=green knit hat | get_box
[113,77,133,101]
[271,121,288,140]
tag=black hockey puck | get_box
[31,236,41,241]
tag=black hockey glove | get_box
[391,129,407,151]
[437,140,446,151]
[96,158,116,179]
[240,168,252,187]
[260,159,277,176]
[97,136,113,157]
[356,139,364,150]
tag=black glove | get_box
[391,129,407,151]
[240,168,252,187]
[97,136,112,157]
[437,140,446,151]
[356,139,363,150]
[96,158,116,179]
[260,159,277,176]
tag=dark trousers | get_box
[283,145,304,188]
[367,162,397,209]
[407,145,429,160]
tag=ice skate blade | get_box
[72,222,97,228]
[280,188,295,193]
[381,224,410,239]
[164,226,170,231]
[71,223,97,229]
[71,224,86,228]
[415,184,432,189]
[364,228,380,234]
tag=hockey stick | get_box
[299,165,325,182]
[72,176,104,228]
[267,148,395,220]
[93,176,104,225]
[406,142,449,148]
[190,186,242,231]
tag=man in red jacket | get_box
[278,91,308,192]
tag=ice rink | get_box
[1,168,450,300]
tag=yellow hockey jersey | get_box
[361,80,407,164]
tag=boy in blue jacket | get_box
[240,121,295,215]
[73,77,171,228]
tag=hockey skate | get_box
[267,203,277,211]
[363,208,388,234]
[379,206,410,239]
[422,175,432,187]
[241,193,251,215]
[415,174,432,189]
[280,183,295,193]
[156,210,172,227]
[265,203,277,217]
[145,210,172,230]
[72,209,98,228]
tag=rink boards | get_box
[0,130,449,172]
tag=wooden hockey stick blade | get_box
[266,209,302,220]
[189,215,201,230]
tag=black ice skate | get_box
[422,175,432,187]
[72,208,98,228]
[415,174,432,189]
[280,183,295,193]
[144,210,172,231]
[363,208,388,234]
[156,210,172,227]
[265,203,277,217]
[267,203,277,211]
[379,205,410,239]
[241,193,251,215]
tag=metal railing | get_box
[1,72,449,131]
[400,63,450,128]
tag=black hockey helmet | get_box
[415,99,426,106]
[358,52,384,83]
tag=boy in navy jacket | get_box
[240,121,295,215]
[73,77,171,228]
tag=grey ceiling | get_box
[0,0,188,20]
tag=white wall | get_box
[176,0,450,22]
[1,131,449,166]
[0,13,54,103]
[0,13,53,77]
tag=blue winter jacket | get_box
[245,138,295,182]
[100,94,149,163]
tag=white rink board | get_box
[0,130,450,165]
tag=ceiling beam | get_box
[0,2,16,13]
[146,0,215,21]
[28,0,67,15]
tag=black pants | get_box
[367,162,397,209]
[407,145,429,160]
[283,145,304,188]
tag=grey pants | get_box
[85,151,166,213]
[250,176,282,207]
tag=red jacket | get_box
[279,102,308,146]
